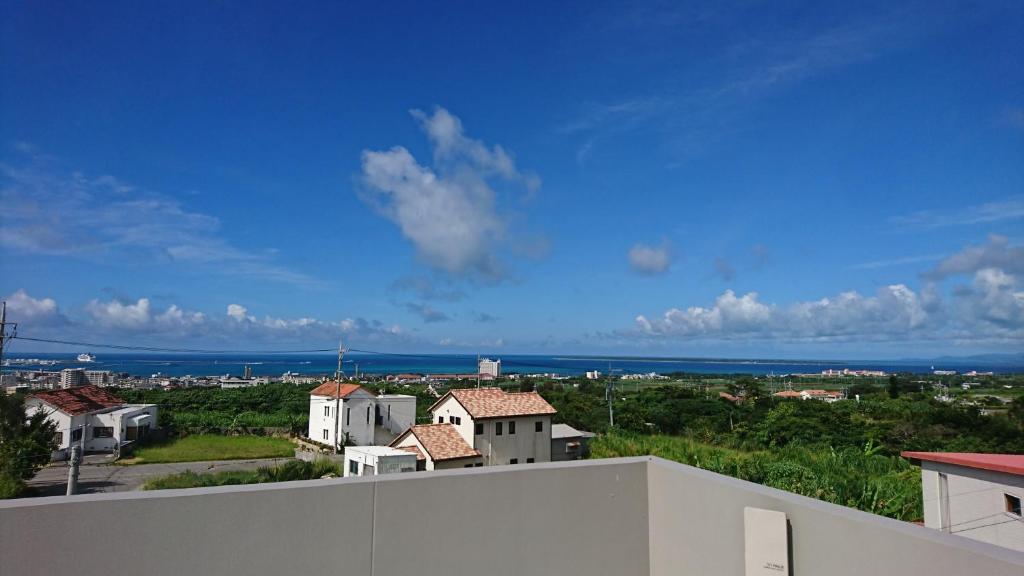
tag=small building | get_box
[26,385,158,459]
[902,451,1024,552]
[772,390,803,399]
[343,446,418,477]
[550,423,595,461]
[390,423,483,470]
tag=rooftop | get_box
[1,457,1020,576]
[391,423,480,462]
[309,381,370,399]
[28,385,124,415]
[433,387,557,419]
[347,446,418,458]
[900,451,1024,476]
[551,423,594,440]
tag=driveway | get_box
[25,457,297,497]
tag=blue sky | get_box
[1,1,1022,359]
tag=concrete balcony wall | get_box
[1,456,1021,576]
[648,458,1024,576]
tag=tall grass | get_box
[125,434,295,464]
[591,433,922,521]
[143,459,342,490]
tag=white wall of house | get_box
[342,447,417,477]
[375,395,416,435]
[431,396,475,441]
[307,390,380,448]
[920,461,1024,551]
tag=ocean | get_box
[3,352,1020,378]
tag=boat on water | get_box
[77,353,96,362]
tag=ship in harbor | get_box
[76,353,96,362]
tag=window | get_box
[92,427,113,438]
[349,460,359,475]
[449,416,456,424]
[1007,494,1022,516]
[324,406,330,417]
[510,458,518,464]
[475,422,484,435]
[495,422,503,436]
[366,406,370,423]
[438,416,444,424]
[535,421,543,432]
[55,432,63,445]
[464,464,473,468]
[455,416,461,425]
[70,428,82,442]
[346,408,350,426]
[323,429,329,440]
[527,458,535,463]
[508,421,516,434]
[474,462,483,467]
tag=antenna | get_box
[0,302,18,389]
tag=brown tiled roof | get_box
[430,388,557,419]
[391,424,480,462]
[395,444,426,461]
[773,390,803,398]
[309,382,368,399]
[29,385,124,416]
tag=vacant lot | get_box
[120,435,295,465]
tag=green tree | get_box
[0,394,58,498]
[887,376,900,399]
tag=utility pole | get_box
[0,301,18,389]
[606,361,614,428]
[476,353,480,388]
[333,343,345,454]
[66,443,81,496]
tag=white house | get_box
[343,446,418,477]
[424,388,556,466]
[390,423,483,470]
[26,385,158,459]
[307,381,415,449]
[903,451,1024,552]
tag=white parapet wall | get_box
[1,457,1021,576]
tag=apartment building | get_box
[426,388,556,466]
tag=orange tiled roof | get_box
[773,390,803,398]
[30,385,124,416]
[395,444,426,461]
[392,424,480,462]
[309,382,368,399]
[432,388,557,419]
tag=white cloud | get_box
[4,289,66,325]
[404,302,451,323]
[85,298,155,329]
[361,107,540,279]
[926,235,1024,280]
[892,198,1024,229]
[0,157,317,287]
[628,241,673,275]
[227,304,250,322]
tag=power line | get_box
[11,335,335,354]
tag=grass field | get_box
[120,435,295,465]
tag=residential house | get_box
[26,385,158,459]
[390,423,483,470]
[902,451,1024,552]
[307,381,416,449]
[550,423,595,461]
[426,387,557,466]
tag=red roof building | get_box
[901,452,1024,476]
[29,385,125,415]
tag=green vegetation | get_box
[119,383,315,434]
[122,434,295,464]
[592,433,922,521]
[0,394,57,498]
[143,459,342,490]
[533,376,1023,521]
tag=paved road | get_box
[26,457,297,497]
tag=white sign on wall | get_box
[744,507,789,576]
